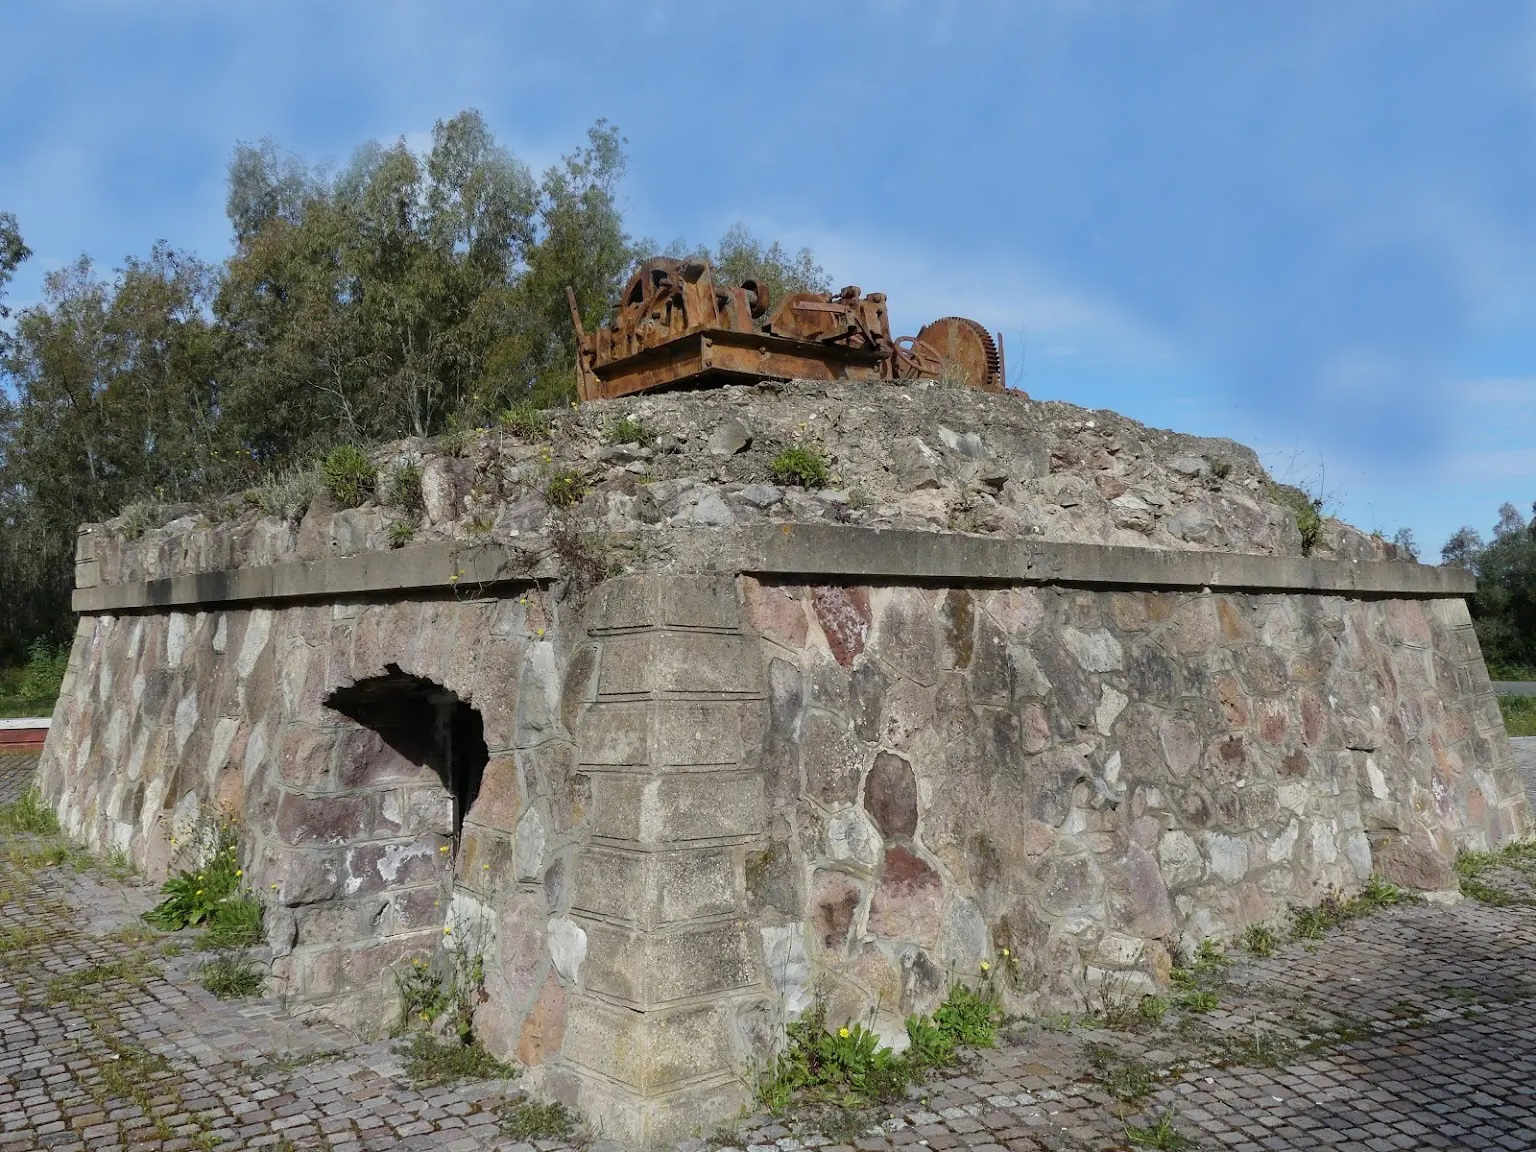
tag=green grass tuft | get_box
[1498,694,1536,737]
[397,1032,515,1087]
[0,786,60,834]
[200,951,265,999]
[770,445,830,489]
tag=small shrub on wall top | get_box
[770,445,829,489]
[321,444,376,508]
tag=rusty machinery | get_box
[567,257,1009,402]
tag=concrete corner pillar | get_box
[561,575,769,1145]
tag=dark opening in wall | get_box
[325,665,487,842]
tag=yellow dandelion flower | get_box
[443,926,452,935]
[270,883,279,890]
[195,889,203,896]
[235,870,243,877]
[838,1027,850,1038]
[1000,948,1010,958]
[980,961,991,972]
[439,845,451,853]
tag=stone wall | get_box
[41,542,1528,1144]
[39,590,573,1046]
[737,579,1526,1035]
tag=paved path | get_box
[1513,737,1536,813]
[7,747,1536,1151]
[1493,682,1536,698]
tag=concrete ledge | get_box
[73,524,1474,614]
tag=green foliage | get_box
[1085,1042,1154,1099]
[248,464,320,521]
[395,956,452,1032]
[384,461,423,514]
[387,520,415,549]
[1289,875,1412,939]
[932,981,997,1046]
[499,1100,579,1141]
[545,470,586,508]
[199,951,265,999]
[676,222,831,304]
[499,403,549,440]
[1441,502,1536,672]
[393,944,491,1046]
[758,983,998,1111]
[1126,1108,1194,1149]
[1138,995,1170,1024]
[1499,694,1536,737]
[603,415,652,446]
[143,817,261,943]
[397,1031,515,1088]
[321,444,375,507]
[0,117,832,664]
[1454,840,1536,906]
[1267,482,1324,554]
[0,786,60,834]
[202,896,265,949]
[119,499,160,540]
[770,445,830,489]
[1242,924,1280,957]
[0,640,70,715]
[1168,940,1228,1012]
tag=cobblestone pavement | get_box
[7,749,1536,1151]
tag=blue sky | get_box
[3,0,1533,556]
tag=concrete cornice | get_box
[72,524,1474,614]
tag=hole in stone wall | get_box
[325,664,488,843]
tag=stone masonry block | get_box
[598,632,761,697]
[580,919,759,1006]
[573,1058,750,1147]
[660,577,741,630]
[589,771,765,843]
[563,995,737,1094]
[574,702,651,766]
[655,700,748,766]
[588,577,658,633]
[571,846,736,927]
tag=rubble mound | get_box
[102,380,1398,578]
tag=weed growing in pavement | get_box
[46,955,154,1008]
[143,814,263,943]
[1125,1107,1193,1149]
[1138,995,1170,1025]
[770,445,830,489]
[1169,940,1228,1014]
[1290,874,1412,939]
[392,933,512,1087]
[758,973,1001,1112]
[0,785,59,834]
[1084,1042,1155,1100]
[1455,840,1536,906]
[200,951,265,999]
[1243,924,1280,957]
[398,1031,515,1088]
[498,1099,581,1141]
